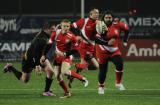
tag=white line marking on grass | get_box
[0,88,160,91]
[0,89,160,97]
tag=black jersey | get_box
[25,30,50,65]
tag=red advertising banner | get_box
[120,39,160,61]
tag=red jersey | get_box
[49,30,77,53]
[112,19,129,32]
[96,20,129,53]
[72,18,97,45]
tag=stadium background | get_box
[0,1,160,105]
[0,0,160,61]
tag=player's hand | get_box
[40,55,46,65]
[102,24,108,34]
[123,42,128,47]
[108,38,115,45]
[35,65,43,75]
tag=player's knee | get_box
[22,77,29,83]
[88,58,99,70]
[62,69,70,76]
[21,73,30,83]
[61,64,70,75]
[46,72,53,78]
[46,69,54,74]
[92,61,99,69]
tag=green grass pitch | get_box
[0,61,160,105]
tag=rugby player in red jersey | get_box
[96,10,130,94]
[48,19,88,98]
[68,8,109,87]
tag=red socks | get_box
[70,71,83,81]
[115,70,123,84]
[59,80,69,93]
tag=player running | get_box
[96,10,130,94]
[68,7,108,88]
[3,21,57,96]
[48,19,88,98]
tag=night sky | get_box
[0,0,159,15]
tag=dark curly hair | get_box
[101,10,114,21]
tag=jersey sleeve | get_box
[119,21,129,31]
[119,22,130,42]
[72,18,85,29]
[48,31,56,44]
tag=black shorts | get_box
[22,56,45,73]
[22,57,35,73]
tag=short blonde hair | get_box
[61,19,71,24]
